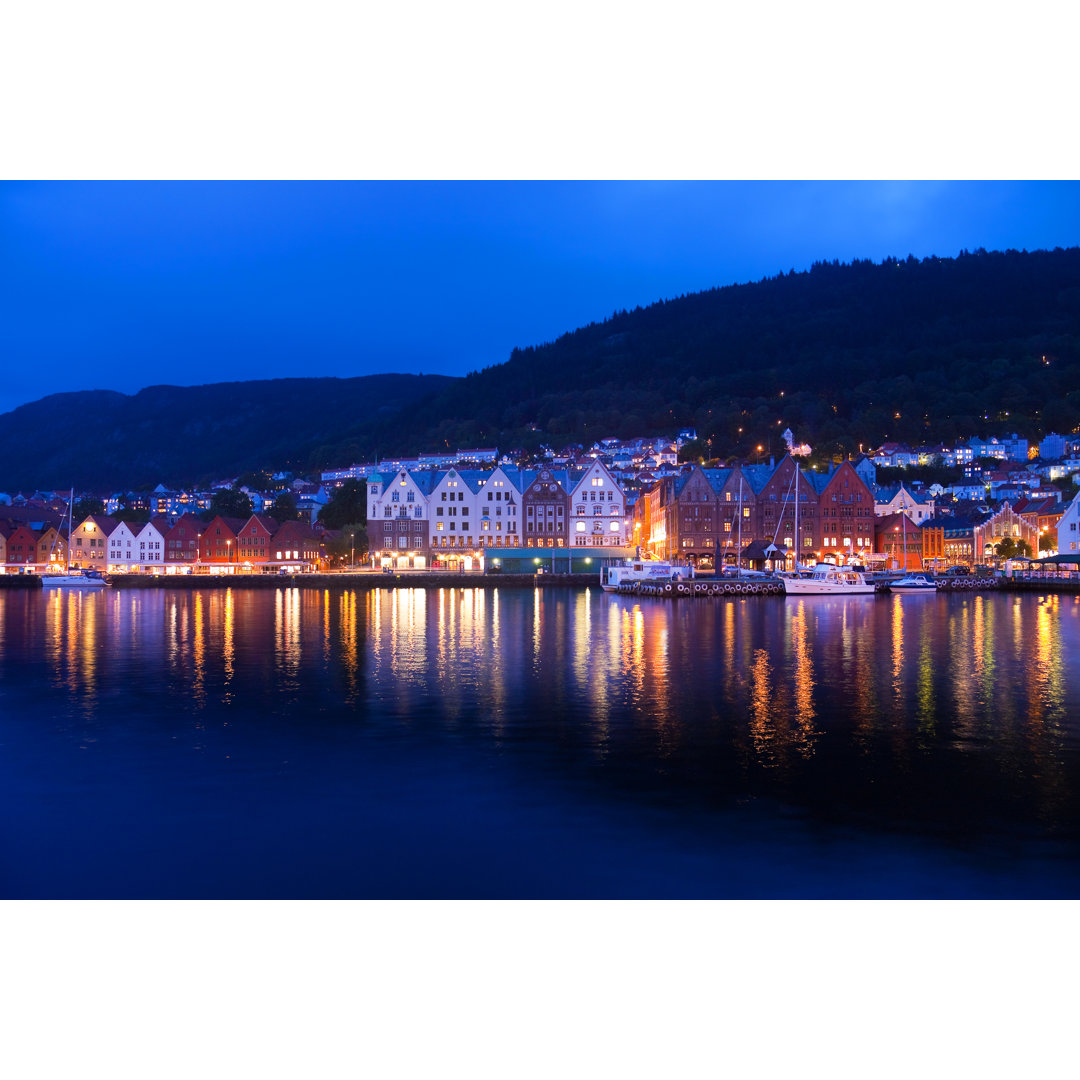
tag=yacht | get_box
[782,563,876,595]
[888,574,937,592]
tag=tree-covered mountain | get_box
[353,246,1080,463]
[0,374,453,491]
[3,247,1079,491]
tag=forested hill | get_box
[357,247,1080,463]
[4,248,1080,492]
[0,374,453,491]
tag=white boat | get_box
[41,569,110,589]
[782,563,876,595]
[888,574,936,592]
[600,559,693,592]
[40,490,110,589]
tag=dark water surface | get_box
[2,585,1078,897]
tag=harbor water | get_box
[2,585,1079,897]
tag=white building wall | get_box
[1057,492,1080,554]
[135,521,167,570]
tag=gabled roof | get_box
[167,513,207,536]
[739,464,774,494]
[82,514,121,536]
[247,513,280,534]
[701,468,733,495]
[272,520,324,548]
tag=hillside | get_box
[3,247,1079,491]
[0,374,454,490]
[353,247,1080,463]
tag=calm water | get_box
[1,585,1078,897]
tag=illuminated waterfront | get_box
[3,586,1080,897]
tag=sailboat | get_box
[41,491,110,589]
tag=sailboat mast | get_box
[794,463,799,568]
[737,474,743,572]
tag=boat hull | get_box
[41,575,110,588]
[782,580,876,595]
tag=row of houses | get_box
[871,433,1080,470]
[363,448,1080,572]
[0,511,327,574]
[366,459,632,570]
[0,480,331,524]
[639,458,1080,570]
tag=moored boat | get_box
[782,563,876,595]
[888,574,936,592]
[600,560,693,592]
[40,490,111,589]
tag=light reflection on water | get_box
[8,586,1080,852]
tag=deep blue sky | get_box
[3,181,1080,417]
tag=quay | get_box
[4,571,1079,596]
[106,571,596,591]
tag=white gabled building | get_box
[475,466,523,550]
[874,483,935,524]
[367,468,436,568]
[1057,491,1080,555]
[107,520,141,571]
[569,458,631,547]
[134,518,168,571]
[429,468,485,566]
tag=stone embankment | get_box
[106,572,596,590]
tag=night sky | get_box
[3,180,1080,417]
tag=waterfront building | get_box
[368,468,438,569]
[666,464,724,568]
[757,456,819,566]
[429,468,483,565]
[107,519,142,571]
[813,459,875,560]
[70,514,120,570]
[521,468,570,549]
[198,516,246,570]
[271,520,326,570]
[919,516,982,568]
[164,514,206,570]
[874,483,934,523]
[36,526,67,570]
[2,523,38,569]
[875,512,924,571]
[569,458,630,549]
[134,518,169,571]
[973,502,1039,562]
[1012,495,1065,552]
[1057,491,1080,555]
[710,463,769,568]
[236,513,279,568]
[476,465,523,553]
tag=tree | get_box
[1040,532,1056,552]
[678,438,708,463]
[995,537,1016,560]
[318,479,366,530]
[325,522,367,566]
[1015,539,1032,558]
[115,507,150,525]
[72,497,105,521]
[203,487,253,521]
[270,491,301,522]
